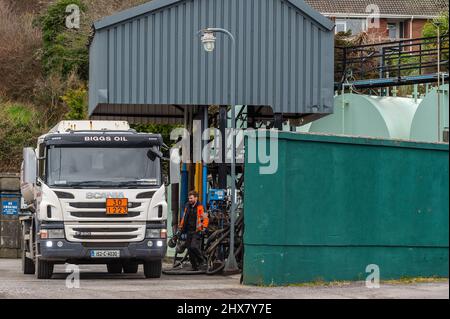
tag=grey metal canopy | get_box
[89,0,335,124]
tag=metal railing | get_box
[335,35,449,89]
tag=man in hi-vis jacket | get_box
[178,191,209,271]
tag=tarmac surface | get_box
[0,259,448,299]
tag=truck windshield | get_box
[47,147,161,188]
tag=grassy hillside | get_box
[0,0,148,172]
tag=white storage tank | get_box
[410,84,449,143]
[298,94,420,140]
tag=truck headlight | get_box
[40,229,65,239]
[146,229,167,239]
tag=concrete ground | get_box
[0,259,448,299]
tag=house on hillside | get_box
[305,0,448,40]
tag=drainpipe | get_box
[409,16,414,51]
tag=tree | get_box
[38,0,89,80]
[422,12,449,38]
[422,12,449,76]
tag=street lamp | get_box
[198,28,239,272]
[201,31,217,52]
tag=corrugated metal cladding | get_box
[89,0,335,123]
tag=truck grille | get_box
[74,234,137,240]
[64,200,144,220]
[65,224,145,242]
[70,211,140,218]
[69,202,141,209]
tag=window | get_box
[335,21,347,33]
[335,18,367,35]
[388,22,405,40]
[47,147,161,188]
[399,22,405,39]
[37,143,46,181]
[388,23,398,40]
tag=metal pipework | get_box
[202,106,208,208]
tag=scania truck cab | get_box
[20,121,168,279]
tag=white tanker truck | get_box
[20,121,168,279]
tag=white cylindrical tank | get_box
[21,148,36,205]
[410,84,449,143]
[298,94,420,140]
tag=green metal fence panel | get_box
[243,132,449,285]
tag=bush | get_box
[63,86,88,120]
[2,0,48,13]
[0,103,46,172]
[0,2,42,101]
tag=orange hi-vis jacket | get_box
[179,203,209,233]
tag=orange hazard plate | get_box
[106,198,128,215]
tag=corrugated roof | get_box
[304,0,448,17]
[94,0,334,30]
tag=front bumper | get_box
[39,238,167,263]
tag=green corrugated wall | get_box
[243,132,449,285]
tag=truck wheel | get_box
[107,262,123,274]
[123,261,139,274]
[22,222,35,275]
[144,260,162,278]
[22,250,35,275]
[36,257,54,279]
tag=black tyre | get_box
[22,222,35,275]
[122,261,139,274]
[36,257,54,279]
[22,250,35,275]
[144,260,162,278]
[107,262,123,274]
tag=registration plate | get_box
[90,250,121,258]
[106,198,128,215]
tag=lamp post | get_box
[199,27,239,272]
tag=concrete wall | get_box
[243,132,449,285]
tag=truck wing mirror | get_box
[147,149,163,161]
[147,148,170,161]
[23,148,37,184]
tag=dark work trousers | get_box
[186,231,204,269]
